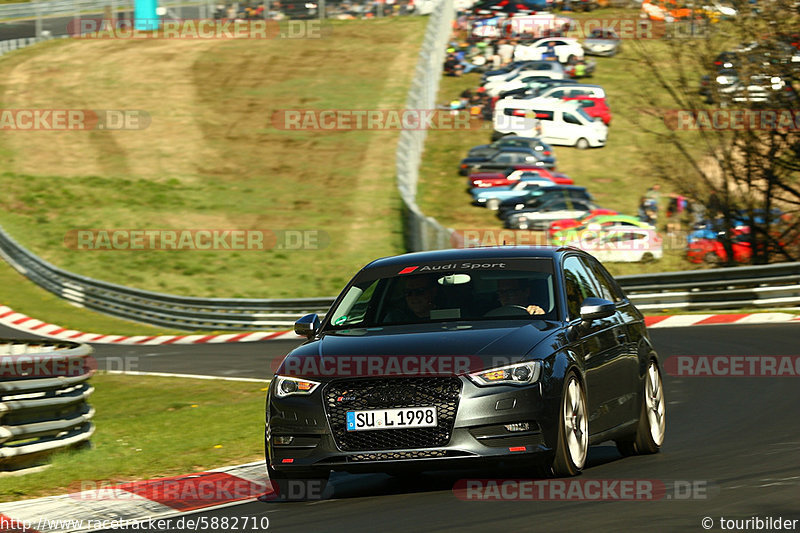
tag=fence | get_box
[396,0,456,252]
[0,340,94,472]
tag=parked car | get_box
[470,168,573,189]
[472,179,558,210]
[686,228,752,264]
[534,83,606,100]
[498,78,583,100]
[558,226,663,262]
[548,212,632,237]
[266,247,666,497]
[497,185,593,218]
[461,148,553,175]
[483,65,567,96]
[514,38,585,64]
[504,197,602,230]
[459,147,548,176]
[562,96,612,125]
[468,136,557,167]
[494,99,608,149]
[582,29,621,57]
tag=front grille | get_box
[324,377,462,451]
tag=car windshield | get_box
[326,258,558,328]
[575,107,594,122]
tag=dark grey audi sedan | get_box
[265,247,665,497]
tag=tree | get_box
[628,0,800,264]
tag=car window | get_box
[495,154,513,162]
[563,112,582,125]
[582,256,626,303]
[549,89,565,98]
[562,256,598,320]
[534,110,554,121]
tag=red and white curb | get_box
[1,304,798,346]
[644,312,800,328]
[0,305,302,344]
[0,461,273,533]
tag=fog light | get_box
[274,436,294,445]
[504,422,530,432]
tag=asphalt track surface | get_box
[0,7,205,41]
[4,322,800,532]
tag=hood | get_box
[468,144,492,155]
[275,321,562,378]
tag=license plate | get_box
[346,407,437,431]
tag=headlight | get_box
[274,376,321,397]
[468,361,542,386]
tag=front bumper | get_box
[266,376,558,475]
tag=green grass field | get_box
[0,18,427,304]
[0,374,267,502]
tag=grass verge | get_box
[0,373,268,502]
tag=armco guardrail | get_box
[617,262,800,311]
[0,225,333,331]
[0,339,95,472]
[2,217,799,331]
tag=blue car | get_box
[472,178,556,210]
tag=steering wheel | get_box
[483,305,531,318]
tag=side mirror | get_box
[294,313,320,339]
[579,297,615,323]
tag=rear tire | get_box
[616,361,666,457]
[551,372,588,477]
[575,137,590,150]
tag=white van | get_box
[493,99,607,149]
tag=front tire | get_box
[616,361,666,456]
[551,372,588,476]
[575,137,590,150]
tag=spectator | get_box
[498,39,515,65]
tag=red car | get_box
[686,228,752,264]
[562,96,612,125]
[470,168,573,189]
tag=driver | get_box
[495,278,545,316]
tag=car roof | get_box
[363,246,572,270]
